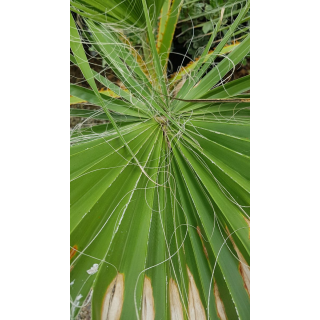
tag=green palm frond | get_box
[70,1,250,319]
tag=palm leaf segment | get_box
[70,1,250,319]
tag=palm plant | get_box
[70,0,250,319]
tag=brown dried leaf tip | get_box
[70,245,78,260]
[101,273,124,320]
[169,278,184,320]
[226,227,250,296]
[187,267,206,320]
[214,280,227,320]
[142,276,155,320]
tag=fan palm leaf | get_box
[70,1,250,319]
